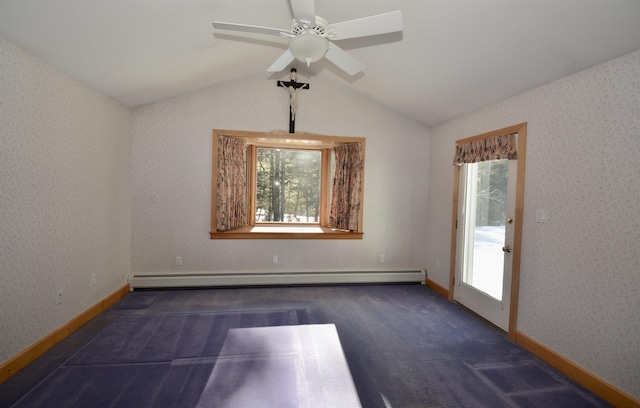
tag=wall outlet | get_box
[272,255,279,264]
[56,290,63,305]
[379,254,385,264]
[90,274,96,286]
[175,256,182,266]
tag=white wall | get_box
[426,49,640,398]
[0,38,132,363]
[131,74,430,276]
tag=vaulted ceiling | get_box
[2,0,640,127]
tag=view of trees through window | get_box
[255,148,322,223]
[475,159,508,226]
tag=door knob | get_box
[502,245,512,253]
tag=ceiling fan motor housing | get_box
[289,16,330,64]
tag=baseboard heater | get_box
[128,269,426,290]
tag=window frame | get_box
[211,129,365,239]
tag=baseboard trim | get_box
[514,331,639,408]
[426,278,449,299]
[0,284,129,384]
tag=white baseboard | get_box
[129,269,426,289]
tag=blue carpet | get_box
[9,309,308,408]
[11,363,214,408]
[111,294,158,309]
[1,285,614,408]
[511,389,605,408]
[419,358,609,408]
[195,325,362,408]
[66,309,306,366]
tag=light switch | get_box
[536,209,548,223]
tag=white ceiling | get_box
[2,0,640,127]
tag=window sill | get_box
[210,225,363,240]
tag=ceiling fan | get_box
[212,0,403,76]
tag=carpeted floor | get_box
[0,284,612,408]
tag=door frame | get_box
[448,122,527,340]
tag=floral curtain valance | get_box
[453,133,518,165]
[216,135,247,232]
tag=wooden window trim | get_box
[211,129,365,239]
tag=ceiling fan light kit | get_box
[288,17,330,66]
[212,0,403,75]
[289,35,329,66]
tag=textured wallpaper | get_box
[426,49,640,398]
[0,38,132,362]
[131,74,430,276]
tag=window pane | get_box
[256,148,321,223]
[461,160,509,300]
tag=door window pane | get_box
[462,160,508,300]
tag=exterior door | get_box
[450,123,526,338]
[454,159,516,331]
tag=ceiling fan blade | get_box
[327,10,403,40]
[290,0,316,25]
[324,43,365,76]
[212,21,288,37]
[267,48,296,72]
